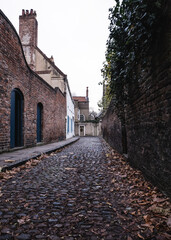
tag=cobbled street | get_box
[0,137,170,240]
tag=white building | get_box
[66,81,75,139]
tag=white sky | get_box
[1,0,114,112]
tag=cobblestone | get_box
[0,137,170,240]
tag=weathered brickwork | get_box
[102,100,123,153]
[102,3,171,196]
[0,10,66,152]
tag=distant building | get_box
[19,9,75,139]
[73,88,101,136]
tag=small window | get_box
[67,116,70,133]
[80,114,85,122]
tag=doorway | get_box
[37,103,43,143]
[80,126,85,136]
[10,89,24,148]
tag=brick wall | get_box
[102,3,171,196]
[0,10,66,152]
[102,99,123,153]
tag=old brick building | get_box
[0,10,66,152]
[19,9,75,139]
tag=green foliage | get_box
[102,0,163,107]
[98,83,112,112]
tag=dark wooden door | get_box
[37,103,43,142]
[10,89,23,148]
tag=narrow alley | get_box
[0,137,170,240]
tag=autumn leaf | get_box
[143,215,151,223]
[65,168,77,171]
[166,215,171,228]
[127,236,133,240]
[137,233,144,239]
[153,196,169,203]
[4,159,15,163]
[141,223,154,232]
[17,216,30,225]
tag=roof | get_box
[73,96,87,102]
[36,46,66,77]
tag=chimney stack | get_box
[21,9,37,17]
[19,9,38,70]
[86,87,89,100]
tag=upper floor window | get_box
[80,114,85,122]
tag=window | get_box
[67,116,69,133]
[80,114,85,122]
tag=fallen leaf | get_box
[148,205,170,215]
[141,223,154,232]
[65,168,77,171]
[161,233,171,239]
[0,173,4,179]
[111,178,116,183]
[167,215,171,227]
[137,233,144,239]
[127,236,133,240]
[153,196,168,203]
[17,216,30,225]
[4,159,15,163]
[143,215,150,223]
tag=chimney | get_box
[19,9,38,70]
[86,87,89,100]
[49,55,54,63]
[19,9,38,47]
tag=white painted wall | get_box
[66,84,75,139]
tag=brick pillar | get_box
[19,9,38,70]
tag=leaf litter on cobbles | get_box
[104,140,171,240]
[0,137,170,240]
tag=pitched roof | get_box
[73,96,87,102]
[36,46,66,77]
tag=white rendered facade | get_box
[66,83,75,139]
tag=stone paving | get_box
[0,137,79,171]
[0,137,170,240]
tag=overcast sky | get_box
[1,0,114,112]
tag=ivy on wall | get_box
[102,0,164,108]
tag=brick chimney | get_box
[86,87,89,101]
[19,9,38,70]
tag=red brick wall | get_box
[102,3,171,197]
[0,10,66,152]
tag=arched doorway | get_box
[10,88,24,148]
[37,103,43,143]
[80,125,85,136]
